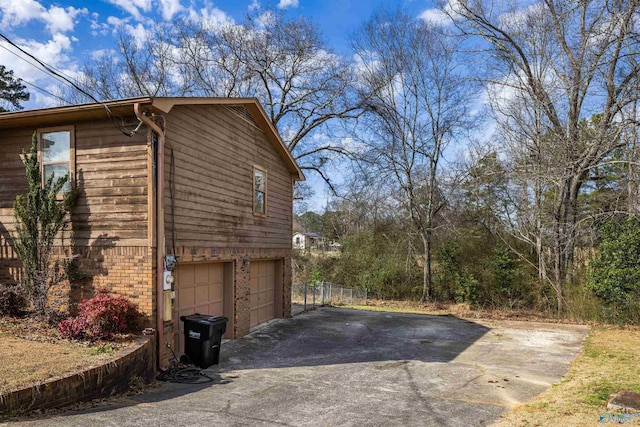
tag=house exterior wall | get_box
[0,118,154,317]
[0,100,298,369]
[293,232,305,250]
[162,105,293,249]
[160,105,295,360]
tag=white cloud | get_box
[340,137,367,154]
[24,33,73,65]
[187,5,233,30]
[158,0,182,21]
[107,16,129,27]
[0,34,75,98]
[125,23,149,48]
[0,0,87,34]
[90,48,117,61]
[498,2,546,29]
[248,0,261,12]
[277,0,298,9]
[418,9,451,26]
[256,10,275,29]
[106,0,151,21]
[90,12,110,36]
[418,0,465,26]
[43,6,87,34]
[0,0,43,26]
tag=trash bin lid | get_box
[180,313,228,324]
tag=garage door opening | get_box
[250,260,283,329]
[174,262,234,354]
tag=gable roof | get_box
[0,97,304,180]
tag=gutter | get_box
[134,102,166,370]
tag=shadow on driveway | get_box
[218,307,490,370]
[6,307,589,427]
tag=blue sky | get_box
[0,0,446,212]
[0,0,441,109]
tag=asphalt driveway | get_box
[9,307,589,427]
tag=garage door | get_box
[175,262,225,353]
[250,260,276,328]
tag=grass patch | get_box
[0,335,115,395]
[493,326,640,426]
[343,299,570,323]
[91,343,116,355]
[0,316,135,396]
[347,301,451,316]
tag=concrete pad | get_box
[8,308,589,427]
[608,390,640,412]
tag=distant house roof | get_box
[0,97,304,181]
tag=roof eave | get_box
[0,97,305,181]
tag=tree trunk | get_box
[421,231,433,302]
[552,190,565,313]
[535,182,547,287]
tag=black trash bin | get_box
[180,314,228,369]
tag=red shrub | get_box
[58,289,140,340]
[57,316,88,339]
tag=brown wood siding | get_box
[163,105,294,249]
[0,118,149,247]
[0,128,32,207]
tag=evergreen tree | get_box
[0,65,29,112]
[11,133,76,315]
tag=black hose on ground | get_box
[156,366,215,384]
[156,344,215,384]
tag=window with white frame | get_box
[253,166,267,215]
[39,127,74,192]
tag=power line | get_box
[0,32,100,103]
[20,79,71,106]
[0,43,75,93]
[0,32,139,137]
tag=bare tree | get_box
[353,9,474,301]
[448,0,640,310]
[71,12,364,187]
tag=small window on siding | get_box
[253,166,267,215]
[38,127,75,192]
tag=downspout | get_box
[134,102,165,370]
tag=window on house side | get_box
[39,127,74,192]
[254,166,267,215]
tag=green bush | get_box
[331,227,421,299]
[588,218,640,324]
[0,284,26,316]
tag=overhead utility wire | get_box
[21,79,70,106]
[0,33,100,103]
[0,33,138,136]
[0,44,76,96]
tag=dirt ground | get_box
[0,315,136,395]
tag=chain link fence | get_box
[292,282,367,311]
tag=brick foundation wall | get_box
[0,243,154,319]
[0,335,155,414]
[69,246,154,317]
